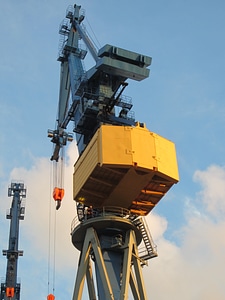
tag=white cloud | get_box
[0,142,79,299]
[194,164,225,219]
[143,164,225,299]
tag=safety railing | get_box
[71,207,157,262]
[133,217,157,261]
[71,206,130,233]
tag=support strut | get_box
[71,213,150,300]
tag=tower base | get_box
[72,214,150,300]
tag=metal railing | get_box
[71,206,130,232]
[71,206,157,262]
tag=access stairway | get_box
[131,216,158,262]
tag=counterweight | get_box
[1,182,26,300]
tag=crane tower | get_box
[1,182,26,300]
[48,4,179,299]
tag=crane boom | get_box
[70,5,98,62]
[48,4,152,159]
[1,182,26,300]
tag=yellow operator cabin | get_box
[73,123,179,216]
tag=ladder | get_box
[132,216,158,261]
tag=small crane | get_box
[1,182,26,300]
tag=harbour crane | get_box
[1,182,26,300]
[48,4,179,299]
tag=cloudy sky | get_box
[1,0,225,299]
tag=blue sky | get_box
[1,0,225,299]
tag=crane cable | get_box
[47,146,66,299]
[47,156,61,298]
[85,16,101,50]
[47,158,54,297]
[53,147,65,210]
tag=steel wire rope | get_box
[50,146,66,297]
[60,147,65,191]
[47,158,53,296]
[52,203,57,296]
[47,39,66,297]
[85,16,101,50]
[52,147,65,296]
[47,146,59,297]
